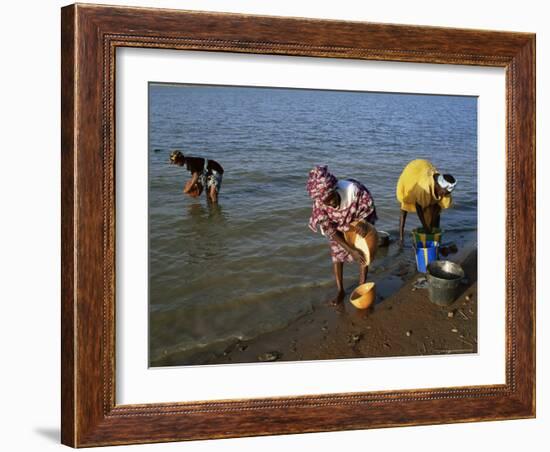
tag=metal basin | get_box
[426,260,464,306]
[377,230,391,247]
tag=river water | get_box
[148,84,477,366]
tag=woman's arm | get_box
[415,202,431,232]
[431,204,441,229]
[353,221,371,237]
[183,172,200,193]
[331,231,367,266]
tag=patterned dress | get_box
[309,179,377,263]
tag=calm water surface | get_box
[148,84,477,366]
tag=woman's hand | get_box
[350,248,367,266]
[330,230,367,265]
[353,222,370,237]
[184,172,200,193]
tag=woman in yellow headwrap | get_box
[396,159,456,246]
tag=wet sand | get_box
[197,246,478,365]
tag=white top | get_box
[318,180,357,237]
[336,180,357,210]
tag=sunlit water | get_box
[148,84,477,366]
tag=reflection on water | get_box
[187,201,227,221]
[148,84,477,365]
[180,203,229,263]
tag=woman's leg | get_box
[333,261,344,293]
[330,261,345,305]
[209,185,218,203]
[399,210,408,246]
[359,264,368,284]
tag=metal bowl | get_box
[427,260,464,281]
[377,230,391,247]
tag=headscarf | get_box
[436,174,457,193]
[306,165,338,200]
[308,175,377,238]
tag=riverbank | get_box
[199,245,478,365]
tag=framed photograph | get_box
[61,3,535,447]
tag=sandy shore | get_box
[200,245,478,365]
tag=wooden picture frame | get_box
[61,3,535,447]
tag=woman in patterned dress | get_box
[307,165,378,306]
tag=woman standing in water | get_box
[396,159,456,246]
[169,150,224,203]
[307,165,378,306]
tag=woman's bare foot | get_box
[329,290,346,307]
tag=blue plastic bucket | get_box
[412,228,443,247]
[414,240,439,273]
